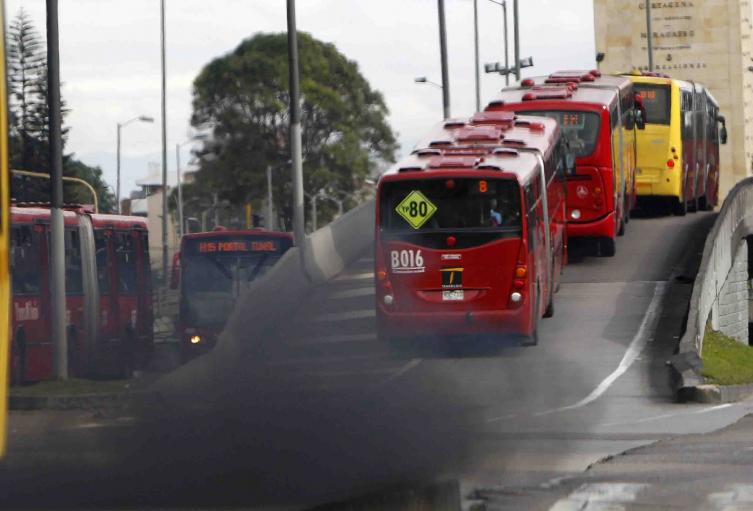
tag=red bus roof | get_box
[11,205,148,230]
[487,70,632,111]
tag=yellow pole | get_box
[245,203,252,229]
[11,169,99,213]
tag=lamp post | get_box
[175,139,192,238]
[488,0,509,86]
[645,0,654,71]
[116,115,153,214]
[415,76,446,117]
[473,0,480,111]
[437,0,451,119]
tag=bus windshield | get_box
[517,110,601,157]
[634,83,671,125]
[379,178,521,232]
[181,235,292,327]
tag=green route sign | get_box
[395,190,437,229]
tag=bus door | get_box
[63,225,86,374]
[693,84,708,202]
[133,229,153,355]
[680,88,696,205]
[94,229,117,345]
[521,149,553,308]
[113,231,139,344]
[10,223,50,381]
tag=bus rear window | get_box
[517,110,600,157]
[379,178,521,232]
[634,83,671,125]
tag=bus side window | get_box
[681,91,694,141]
[94,231,110,294]
[64,228,84,295]
[115,232,138,295]
[11,225,40,295]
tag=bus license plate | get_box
[442,290,464,301]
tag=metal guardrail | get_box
[676,177,753,388]
[11,168,100,213]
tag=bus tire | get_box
[11,334,26,386]
[598,236,616,257]
[688,196,698,213]
[617,216,625,236]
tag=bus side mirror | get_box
[718,115,728,144]
[635,109,646,130]
[170,252,181,289]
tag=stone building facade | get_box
[593,0,753,198]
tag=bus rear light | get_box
[510,292,522,303]
[571,209,582,220]
[383,295,394,306]
[513,279,525,289]
[377,270,388,281]
[594,187,602,194]
[666,159,675,168]
[515,266,527,278]
[446,236,457,247]
[671,146,677,153]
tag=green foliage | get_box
[189,32,397,229]
[6,9,113,212]
[701,326,753,385]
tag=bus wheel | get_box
[617,216,625,236]
[688,196,698,213]
[598,237,616,257]
[673,198,687,216]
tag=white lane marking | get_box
[708,484,753,510]
[541,281,668,416]
[299,333,378,345]
[373,359,422,388]
[486,281,668,423]
[335,272,374,281]
[312,309,375,322]
[549,483,648,511]
[599,403,733,428]
[331,287,375,299]
[267,353,380,367]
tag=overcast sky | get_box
[8,0,596,197]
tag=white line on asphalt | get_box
[312,309,375,322]
[487,281,668,423]
[373,359,422,388]
[549,483,648,511]
[298,333,378,345]
[267,353,381,367]
[331,287,375,299]
[538,281,668,417]
[335,272,374,281]
[599,403,733,428]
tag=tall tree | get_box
[190,32,397,229]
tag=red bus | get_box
[375,114,568,346]
[10,205,153,383]
[486,70,644,256]
[174,229,293,360]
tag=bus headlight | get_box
[190,335,202,345]
[571,209,581,220]
[510,292,522,303]
[383,295,394,306]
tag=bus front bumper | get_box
[567,211,616,240]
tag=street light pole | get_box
[473,0,480,111]
[645,0,654,71]
[502,0,509,86]
[116,115,153,214]
[266,165,274,231]
[46,0,67,379]
[513,0,520,81]
[160,0,169,281]
[287,0,305,248]
[437,0,451,119]
[175,143,184,238]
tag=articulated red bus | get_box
[10,205,153,383]
[375,114,568,345]
[174,229,293,361]
[486,70,644,256]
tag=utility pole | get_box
[175,143,184,238]
[502,0,509,86]
[46,0,67,379]
[160,0,169,281]
[513,0,520,81]
[116,124,121,213]
[437,0,451,119]
[287,0,305,248]
[473,0,480,111]
[645,0,654,71]
[266,166,274,231]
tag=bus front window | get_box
[517,110,601,157]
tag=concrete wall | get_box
[714,240,750,342]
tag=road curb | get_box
[9,391,149,411]
[677,383,753,403]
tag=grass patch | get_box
[10,378,133,397]
[702,327,753,385]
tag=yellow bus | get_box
[626,72,727,215]
[0,0,11,458]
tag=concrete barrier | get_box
[674,177,753,392]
